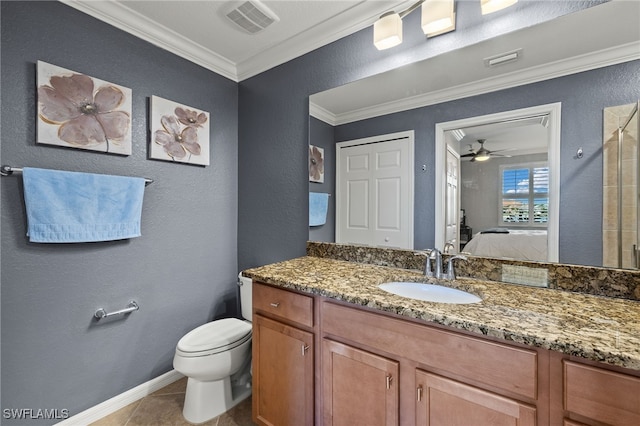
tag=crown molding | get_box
[316,41,640,126]
[61,0,411,82]
[61,0,238,81]
[309,103,338,126]
[235,1,413,81]
[59,1,638,92]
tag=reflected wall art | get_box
[309,145,324,183]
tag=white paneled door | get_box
[445,146,460,252]
[336,131,414,249]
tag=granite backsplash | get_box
[307,241,640,301]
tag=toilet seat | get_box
[176,318,252,358]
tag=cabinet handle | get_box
[386,375,393,389]
[270,302,280,308]
[302,344,310,356]
[417,385,423,402]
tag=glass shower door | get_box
[603,101,639,269]
[628,102,640,267]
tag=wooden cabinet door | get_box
[415,369,536,426]
[252,314,313,426]
[563,361,640,426]
[323,339,399,426]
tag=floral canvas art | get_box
[150,96,210,166]
[309,145,324,183]
[37,61,132,155]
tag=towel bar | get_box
[94,300,139,320]
[1,165,153,186]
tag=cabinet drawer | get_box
[564,361,640,425]
[322,301,537,400]
[253,282,313,328]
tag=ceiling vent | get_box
[484,48,523,68]
[225,1,279,34]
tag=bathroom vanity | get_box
[245,250,640,426]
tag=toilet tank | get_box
[238,273,252,320]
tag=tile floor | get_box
[90,377,256,426]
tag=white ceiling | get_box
[61,0,412,81]
[452,116,550,159]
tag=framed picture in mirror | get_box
[309,145,325,183]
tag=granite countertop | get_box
[243,256,640,371]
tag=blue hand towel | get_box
[22,167,146,243]
[309,192,330,227]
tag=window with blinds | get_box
[500,162,549,226]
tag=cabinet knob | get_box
[417,385,423,402]
[386,375,393,389]
[302,344,310,356]
[270,302,280,308]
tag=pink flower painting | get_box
[309,145,325,183]
[150,96,210,166]
[36,61,132,155]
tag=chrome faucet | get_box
[425,249,467,280]
[425,248,443,279]
[443,242,455,253]
[445,255,468,280]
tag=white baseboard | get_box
[56,370,184,425]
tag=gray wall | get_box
[238,0,607,271]
[332,62,640,266]
[309,117,335,242]
[1,1,238,422]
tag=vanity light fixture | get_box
[422,0,456,37]
[374,11,404,50]
[374,0,456,50]
[374,0,515,50]
[481,0,518,15]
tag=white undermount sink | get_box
[378,282,482,304]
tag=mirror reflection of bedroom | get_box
[444,109,552,263]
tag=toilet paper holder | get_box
[95,300,139,320]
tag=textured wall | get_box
[308,117,335,242]
[332,61,640,265]
[237,0,609,271]
[1,2,238,422]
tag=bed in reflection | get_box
[461,229,548,262]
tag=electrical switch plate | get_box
[501,264,548,288]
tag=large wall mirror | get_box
[308,1,640,268]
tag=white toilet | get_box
[173,274,253,424]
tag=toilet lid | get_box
[177,318,252,354]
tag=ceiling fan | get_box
[461,139,512,162]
